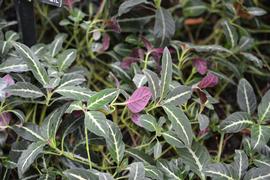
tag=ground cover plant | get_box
[0,0,270,179]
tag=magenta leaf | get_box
[198,73,219,89]
[106,17,121,33]
[192,58,208,75]
[126,86,152,113]
[141,36,153,52]
[3,74,15,86]
[131,113,142,126]
[0,112,11,130]
[99,33,110,52]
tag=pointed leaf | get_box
[241,52,262,68]
[84,111,108,137]
[143,69,160,100]
[232,150,248,179]
[118,0,147,16]
[17,141,46,177]
[54,86,93,101]
[125,148,155,165]
[128,162,145,180]
[258,89,270,123]
[237,78,257,114]
[244,167,270,180]
[58,49,77,71]
[251,125,270,150]
[133,74,147,88]
[220,112,253,133]
[49,34,66,57]
[162,85,191,106]
[58,73,86,88]
[162,105,193,146]
[88,89,118,110]
[222,20,238,48]
[64,168,98,180]
[12,123,46,142]
[140,114,158,132]
[5,82,44,98]
[162,131,185,148]
[12,42,49,86]
[160,47,172,100]
[157,160,181,180]
[204,163,234,180]
[0,57,28,73]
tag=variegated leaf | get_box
[140,114,158,132]
[49,34,66,57]
[84,111,108,137]
[88,88,118,110]
[160,47,172,100]
[222,20,238,48]
[5,82,44,98]
[12,123,46,142]
[162,131,185,148]
[128,162,145,180]
[204,163,234,180]
[58,49,77,71]
[162,85,191,106]
[258,89,270,123]
[54,86,93,101]
[143,69,160,100]
[0,57,28,73]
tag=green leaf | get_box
[220,112,253,133]
[133,74,147,88]
[84,111,108,137]
[49,34,66,57]
[58,73,86,88]
[231,150,248,179]
[204,163,234,180]
[251,125,270,150]
[162,105,193,146]
[98,173,114,180]
[162,85,191,106]
[54,86,93,101]
[178,142,210,179]
[140,114,158,132]
[12,42,49,86]
[246,7,267,16]
[183,1,207,17]
[258,89,270,123]
[5,82,44,98]
[105,121,125,164]
[66,101,84,113]
[143,69,160,100]
[238,36,254,51]
[187,44,231,53]
[160,47,172,100]
[128,162,145,180]
[12,123,46,142]
[222,20,238,48]
[237,78,257,114]
[87,89,118,110]
[17,141,46,177]
[118,0,147,16]
[162,131,185,148]
[144,164,163,180]
[157,160,181,180]
[0,57,28,73]
[153,141,162,159]
[244,167,270,180]
[241,52,263,68]
[41,105,67,140]
[154,8,175,46]
[125,148,155,165]
[63,168,98,180]
[58,49,77,71]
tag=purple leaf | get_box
[198,73,219,89]
[141,36,153,52]
[0,112,11,130]
[106,17,121,33]
[192,58,208,75]
[99,33,110,52]
[3,74,15,86]
[131,113,142,126]
[126,86,152,113]
[120,48,145,69]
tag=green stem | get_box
[85,127,92,169]
[216,132,225,162]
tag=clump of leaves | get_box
[0,0,270,179]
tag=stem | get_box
[216,132,225,162]
[85,127,92,169]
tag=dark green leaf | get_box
[88,88,118,110]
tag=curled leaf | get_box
[192,58,208,75]
[198,73,219,89]
[126,86,152,113]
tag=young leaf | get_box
[54,86,93,101]
[143,69,160,100]
[160,47,172,100]
[133,74,147,88]
[231,150,248,179]
[222,20,238,48]
[84,111,108,137]
[154,8,175,46]
[118,0,147,16]
[178,142,210,179]
[128,162,145,180]
[237,78,257,114]
[88,88,118,110]
[153,141,162,159]
[105,121,125,164]
[126,86,152,113]
[49,34,66,57]
[162,85,191,106]
[258,89,270,123]
[162,105,193,146]
[162,130,185,148]
[17,141,46,177]
[5,82,44,98]
[204,163,234,180]
[140,114,158,132]
[58,49,77,71]
[220,112,253,133]
[12,42,49,86]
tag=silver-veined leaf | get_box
[162,130,185,148]
[154,8,175,46]
[222,20,238,48]
[54,86,93,101]
[0,57,28,73]
[133,74,147,88]
[162,105,193,146]
[157,159,182,180]
[144,164,163,180]
[12,123,46,142]
[162,85,191,106]
[153,141,162,159]
[220,112,253,133]
[238,36,254,51]
[237,78,257,114]
[183,1,207,17]
[118,0,147,16]
[128,162,145,180]
[17,141,46,177]
[160,47,172,100]
[178,142,210,179]
[12,42,49,86]
[87,88,118,110]
[204,163,234,180]
[241,52,263,68]
[98,173,114,180]
[125,148,155,165]
[143,69,160,100]
[258,89,270,123]
[231,150,248,179]
[251,125,270,150]
[5,82,44,98]
[66,101,84,113]
[243,167,270,180]
[187,44,231,53]
[63,168,98,180]
[49,34,66,57]
[58,49,77,71]
[140,114,158,132]
[246,7,267,16]
[58,73,86,88]
[105,121,125,164]
[84,111,108,137]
